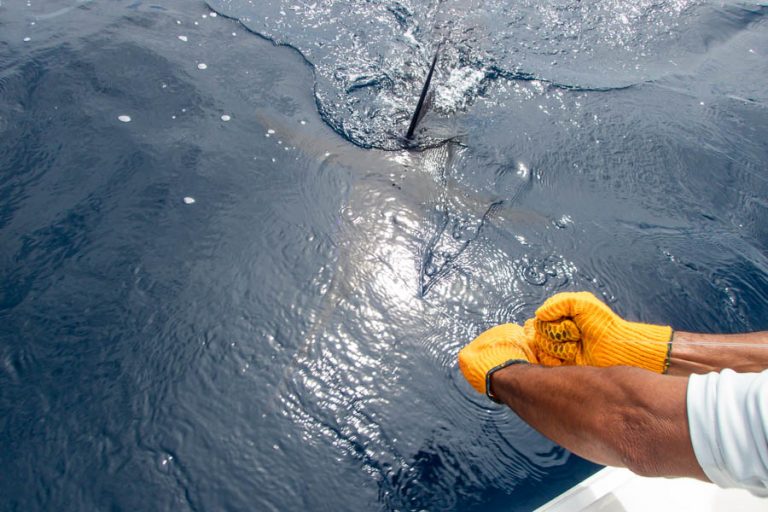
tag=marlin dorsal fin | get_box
[405,47,440,140]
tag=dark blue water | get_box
[1,1,767,510]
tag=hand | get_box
[458,323,537,401]
[534,291,673,373]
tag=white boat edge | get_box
[534,466,766,512]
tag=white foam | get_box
[267,129,275,134]
[434,67,486,112]
[183,196,196,204]
[23,37,31,42]
[221,114,231,121]
[197,63,207,70]
[300,120,307,125]
[118,115,131,123]
[209,12,217,17]
[516,162,530,179]
[178,35,188,42]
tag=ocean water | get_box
[1,0,767,510]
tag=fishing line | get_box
[401,5,766,353]
[427,296,768,351]
[601,339,768,348]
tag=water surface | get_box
[1,0,767,510]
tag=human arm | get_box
[457,322,706,478]
[668,331,768,376]
[490,363,708,480]
[459,294,768,489]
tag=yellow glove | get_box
[523,318,580,365]
[458,323,535,402]
[534,291,673,373]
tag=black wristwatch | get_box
[486,359,530,403]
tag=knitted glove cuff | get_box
[604,323,674,373]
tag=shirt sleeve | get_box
[687,369,768,496]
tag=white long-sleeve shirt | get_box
[687,368,768,496]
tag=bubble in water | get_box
[554,215,573,229]
[178,35,188,42]
[197,63,207,70]
[23,37,31,42]
[221,114,231,121]
[156,453,174,472]
[183,196,196,204]
[118,115,131,123]
[521,263,548,286]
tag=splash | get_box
[201,0,761,149]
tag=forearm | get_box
[491,364,707,479]
[668,331,768,376]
